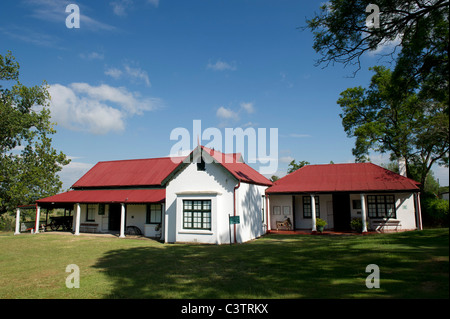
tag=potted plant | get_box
[316,218,327,233]
[350,217,363,232]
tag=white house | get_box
[266,163,423,233]
[23,146,272,244]
[18,148,423,242]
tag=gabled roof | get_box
[266,163,420,194]
[163,146,273,187]
[72,157,184,189]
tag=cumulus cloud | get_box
[48,83,162,134]
[216,106,239,120]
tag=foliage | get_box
[337,66,449,190]
[287,160,310,174]
[0,51,70,214]
[350,217,363,232]
[304,0,449,105]
[422,193,449,227]
[316,218,327,227]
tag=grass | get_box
[0,229,448,299]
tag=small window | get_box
[303,196,320,218]
[86,204,96,221]
[352,200,362,210]
[197,157,206,171]
[367,195,396,218]
[146,204,162,224]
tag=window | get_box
[197,157,206,171]
[303,196,320,218]
[146,204,162,224]
[86,204,96,221]
[367,195,396,218]
[183,200,211,230]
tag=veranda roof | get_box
[36,188,165,205]
[266,163,420,194]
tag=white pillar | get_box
[361,194,368,233]
[34,206,41,234]
[119,203,126,238]
[74,203,81,235]
[15,208,21,235]
[311,194,317,233]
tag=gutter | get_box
[233,180,241,244]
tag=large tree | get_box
[0,51,70,214]
[305,0,449,106]
[337,66,449,190]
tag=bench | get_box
[276,218,292,231]
[371,220,401,232]
[80,223,98,233]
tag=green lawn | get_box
[0,229,448,299]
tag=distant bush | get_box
[422,193,449,227]
[0,213,15,231]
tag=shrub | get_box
[424,197,449,227]
[316,218,327,227]
[350,217,363,232]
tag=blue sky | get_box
[1,0,448,189]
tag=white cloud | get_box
[280,156,295,164]
[105,64,151,87]
[48,83,162,134]
[124,65,151,87]
[240,102,254,114]
[79,51,104,60]
[58,159,95,190]
[216,106,239,120]
[207,59,237,71]
[105,67,123,79]
[110,0,159,16]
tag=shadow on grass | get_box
[92,229,449,299]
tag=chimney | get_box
[398,158,407,177]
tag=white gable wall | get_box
[165,161,269,244]
[165,161,236,244]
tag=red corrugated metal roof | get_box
[72,157,184,188]
[37,189,165,204]
[200,146,272,186]
[266,163,420,194]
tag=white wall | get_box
[270,193,418,231]
[270,195,334,230]
[235,182,267,243]
[165,161,236,244]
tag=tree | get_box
[287,160,310,174]
[0,51,70,215]
[338,66,449,191]
[305,0,449,107]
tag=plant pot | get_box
[317,225,324,233]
